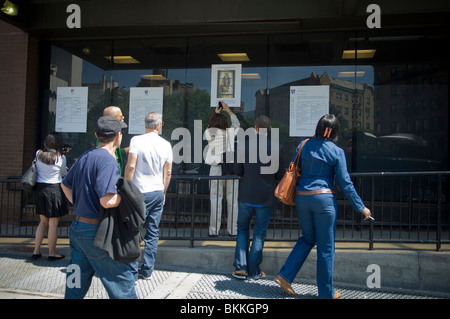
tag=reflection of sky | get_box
[82,61,374,112]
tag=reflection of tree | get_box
[186,89,212,131]
[161,92,185,141]
[55,85,362,172]
[163,88,214,172]
[52,86,236,171]
[161,88,211,143]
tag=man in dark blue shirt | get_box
[62,116,137,299]
[232,115,284,280]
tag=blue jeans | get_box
[278,193,337,299]
[131,190,164,278]
[233,202,272,278]
[64,219,137,299]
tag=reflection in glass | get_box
[46,30,448,174]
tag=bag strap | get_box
[293,138,309,167]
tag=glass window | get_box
[47,41,114,167]
[44,28,448,173]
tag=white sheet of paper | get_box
[289,85,329,137]
[55,87,88,133]
[129,87,164,135]
[210,64,241,107]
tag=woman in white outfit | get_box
[31,133,68,261]
[204,101,240,236]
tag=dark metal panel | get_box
[2,0,450,40]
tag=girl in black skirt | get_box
[31,133,69,261]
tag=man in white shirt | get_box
[125,112,173,279]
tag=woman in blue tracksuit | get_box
[274,114,372,299]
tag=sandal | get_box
[232,270,248,280]
[254,271,266,279]
[274,274,295,295]
[248,271,266,280]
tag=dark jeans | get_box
[131,190,164,278]
[233,202,272,278]
[278,193,337,299]
[65,219,137,299]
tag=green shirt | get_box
[115,147,126,176]
[95,138,126,177]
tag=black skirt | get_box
[35,183,69,218]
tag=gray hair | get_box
[145,112,163,129]
[255,115,271,129]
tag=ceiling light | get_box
[141,75,167,81]
[1,0,18,16]
[105,56,140,64]
[217,53,249,62]
[242,73,261,79]
[342,49,376,59]
[338,71,365,78]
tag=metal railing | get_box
[1,172,449,251]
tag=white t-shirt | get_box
[35,150,67,184]
[129,132,173,193]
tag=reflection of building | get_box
[83,75,119,110]
[137,69,194,96]
[255,72,374,132]
[325,75,374,132]
[48,46,83,114]
[49,69,67,115]
[374,64,448,163]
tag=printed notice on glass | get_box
[289,85,329,137]
[55,87,88,133]
[129,87,164,134]
[210,64,241,107]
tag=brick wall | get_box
[0,20,39,179]
[23,35,40,172]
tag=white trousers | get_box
[209,165,238,236]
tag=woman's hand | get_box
[361,207,372,221]
[221,101,232,115]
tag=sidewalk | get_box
[0,238,449,300]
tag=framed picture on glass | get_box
[210,64,241,107]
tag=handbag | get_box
[21,158,37,192]
[274,139,309,205]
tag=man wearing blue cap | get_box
[61,116,137,299]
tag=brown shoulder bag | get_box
[274,139,309,205]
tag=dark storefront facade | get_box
[1,0,449,175]
[1,0,449,246]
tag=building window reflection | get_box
[45,29,448,173]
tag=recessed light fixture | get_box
[105,56,140,64]
[217,53,250,62]
[141,75,167,81]
[242,73,261,79]
[338,71,365,77]
[342,49,376,59]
